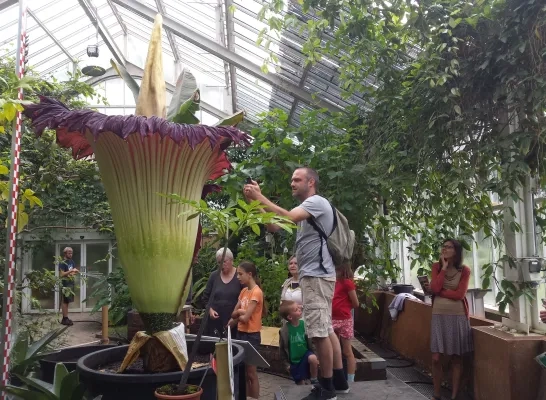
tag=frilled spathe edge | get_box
[23,96,251,160]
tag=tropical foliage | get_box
[1,362,91,400]
[9,326,67,377]
[251,0,546,311]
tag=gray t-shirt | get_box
[296,195,335,279]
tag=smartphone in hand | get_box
[245,177,253,184]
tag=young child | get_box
[332,263,359,384]
[279,300,319,385]
[228,261,266,400]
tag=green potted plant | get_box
[0,362,91,400]
[154,383,203,400]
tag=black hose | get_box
[69,320,102,324]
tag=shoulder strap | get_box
[306,199,335,273]
[307,216,328,240]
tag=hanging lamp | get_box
[82,12,106,77]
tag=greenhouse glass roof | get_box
[0,0,367,126]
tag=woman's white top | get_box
[280,277,303,305]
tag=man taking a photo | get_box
[244,167,349,400]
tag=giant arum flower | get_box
[23,14,250,338]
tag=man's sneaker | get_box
[60,317,73,326]
[301,384,337,400]
[333,370,350,394]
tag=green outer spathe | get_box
[88,130,220,315]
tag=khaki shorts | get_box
[300,276,335,338]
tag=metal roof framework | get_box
[0,0,370,125]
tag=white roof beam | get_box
[224,0,238,114]
[0,0,17,12]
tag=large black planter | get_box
[77,339,245,400]
[39,344,119,384]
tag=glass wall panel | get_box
[105,78,125,105]
[84,243,110,309]
[103,107,125,116]
[199,110,218,126]
[475,229,493,285]
[126,35,148,67]
[30,246,56,310]
[124,79,140,106]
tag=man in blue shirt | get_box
[59,247,79,326]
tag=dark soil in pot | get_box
[97,353,212,374]
[77,339,245,400]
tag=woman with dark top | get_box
[202,247,243,338]
[426,239,473,400]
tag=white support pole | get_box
[0,0,27,396]
[503,148,536,325]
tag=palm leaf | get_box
[27,326,67,359]
[11,374,57,400]
[167,68,198,121]
[10,330,30,368]
[213,110,245,127]
[59,371,84,400]
[0,385,51,400]
[11,327,66,376]
[170,90,200,124]
[11,350,62,376]
[53,363,69,397]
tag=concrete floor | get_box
[276,372,427,399]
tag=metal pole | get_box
[101,305,110,344]
[0,0,27,396]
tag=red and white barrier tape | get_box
[1,1,26,397]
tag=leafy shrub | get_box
[87,267,132,326]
